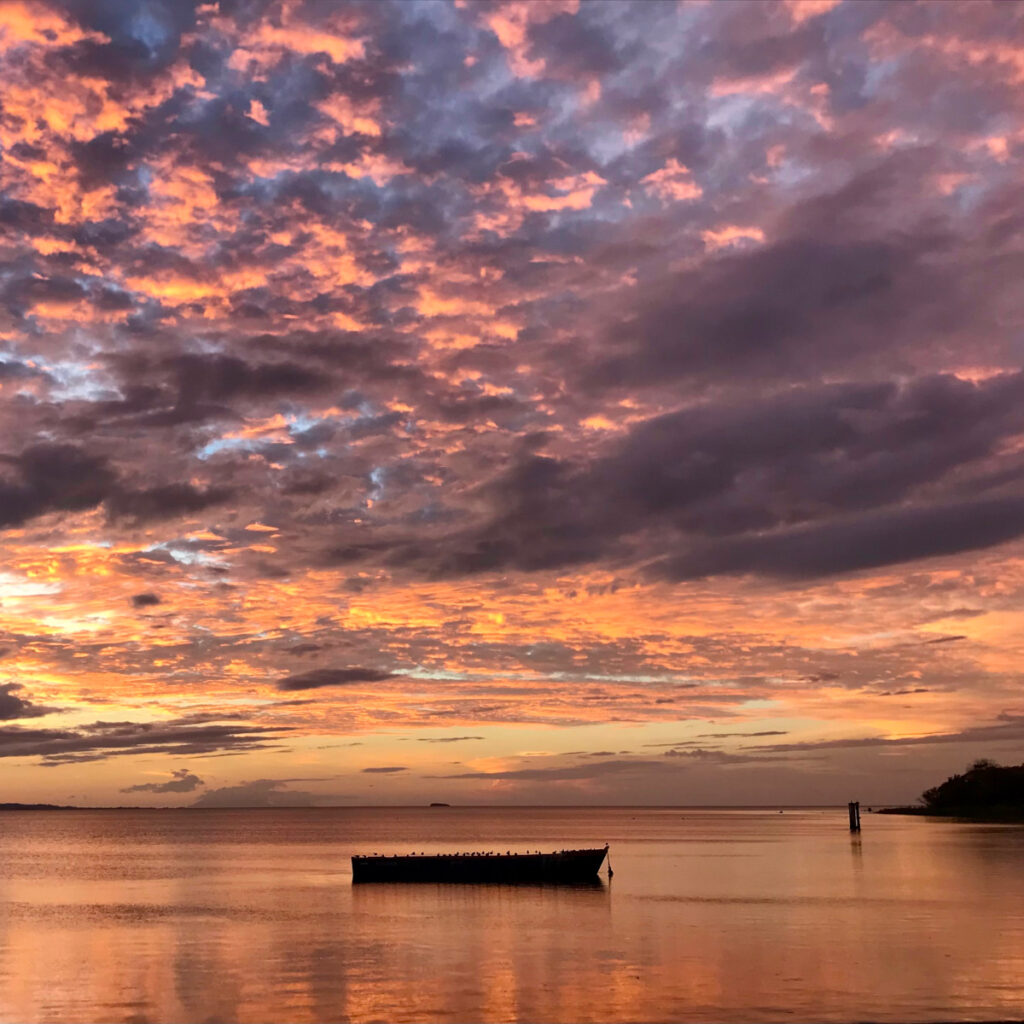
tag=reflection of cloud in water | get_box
[2,808,1024,1021]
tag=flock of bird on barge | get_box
[351,844,610,884]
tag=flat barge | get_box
[352,845,608,884]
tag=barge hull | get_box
[352,846,607,884]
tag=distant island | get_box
[0,802,75,811]
[880,760,1024,821]
[0,802,158,811]
[429,802,451,807]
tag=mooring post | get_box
[848,800,861,832]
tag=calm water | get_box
[0,807,1022,1023]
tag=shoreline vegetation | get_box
[879,760,1024,822]
[0,803,77,811]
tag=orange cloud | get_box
[641,160,702,203]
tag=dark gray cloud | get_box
[61,0,198,77]
[191,777,334,808]
[368,370,1024,581]
[107,483,234,523]
[696,730,789,740]
[0,715,290,765]
[661,747,794,765]
[654,495,1024,581]
[277,668,397,691]
[0,443,235,530]
[437,758,677,781]
[588,213,960,389]
[0,359,50,382]
[361,765,407,773]
[525,10,624,78]
[0,684,53,721]
[122,768,204,793]
[131,592,162,608]
[435,747,823,782]
[0,444,117,528]
[167,354,330,404]
[416,735,484,743]
[745,713,1024,753]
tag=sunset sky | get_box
[1,0,1023,807]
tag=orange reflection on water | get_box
[1,809,1024,1023]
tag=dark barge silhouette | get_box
[351,845,609,884]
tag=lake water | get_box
[0,807,1021,1022]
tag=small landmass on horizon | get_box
[0,802,75,811]
[880,760,1024,821]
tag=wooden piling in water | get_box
[848,800,861,832]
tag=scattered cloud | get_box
[122,768,204,794]
[0,0,1022,804]
[0,716,290,765]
